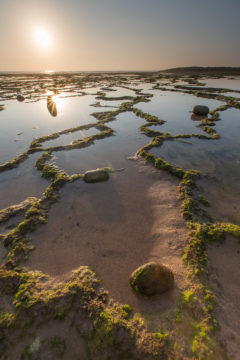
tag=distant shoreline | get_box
[1,66,240,76]
[160,66,240,75]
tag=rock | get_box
[83,169,109,183]
[129,262,174,296]
[16,95,25,102]
[192,105,209,116]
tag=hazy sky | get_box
[1,0,240,71]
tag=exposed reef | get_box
[0,71,240,359]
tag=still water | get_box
[0,76,239,223]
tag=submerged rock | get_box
[16,95,25,102]
[83,168,109,183]
[192,105,209,116]
[129,262,174,296]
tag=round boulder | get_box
[16,95,25,102]
[129,262,174,297]
[192,105,209,116]
[83,168,109,183]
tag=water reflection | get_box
[47,95,57,117]
[191,113,205,121]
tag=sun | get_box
[35,28,51,48]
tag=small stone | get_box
[16,95,25,102]
[83,169,109,183]
[129,262,174,296]
[192,105,209,116]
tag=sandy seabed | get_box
[26,161,188,329]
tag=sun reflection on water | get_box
[52,94,63,108]
[45,91,66,117]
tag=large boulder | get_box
[129,262,174,296]
[192,105,209,116]
[83,168,109,183]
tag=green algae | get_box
[0,198,37,225]
[0,266,166,360]
[0,151,30,172]
[132,107,165,125]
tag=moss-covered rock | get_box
[83,169,109,183]
[129,262,174,296]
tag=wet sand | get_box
[199,177,240,224]
[8,319,87,360]
[0,240,6,264]
[26,160,188,329]
[208,236,240,360]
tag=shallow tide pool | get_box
[0,75,240,222]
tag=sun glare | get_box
[52,94,63,108]
[35,28,51,48]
